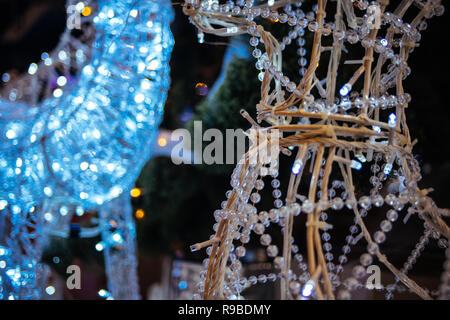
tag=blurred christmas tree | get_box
[135,55,260,257]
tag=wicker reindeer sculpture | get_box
[185,0,449,300]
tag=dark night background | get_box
[0,0,449,299]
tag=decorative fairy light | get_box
[383,163,393,175]
[350,160,362,171]
[291,160,303,175]
[388,113,397,128]
[372,126,381,134]
[339,83,352,97]
[301,280,315,298]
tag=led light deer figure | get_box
[0,0,174,299]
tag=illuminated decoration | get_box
[0,0,174,299]
[184,0,449,300]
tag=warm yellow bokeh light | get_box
[130,187,142,198]
[195,82,207,89]
[158,137,167,147]
[135,209,145,219]
[82,6,92,16]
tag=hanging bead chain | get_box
[335,154,382,281]
[337,194,425,299]
[385,228,432,299]
[438,248,450,300]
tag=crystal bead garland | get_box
[185,0,449,300]
[439,248,450,300]
[384,228,431,300]
[0,0,174,299]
